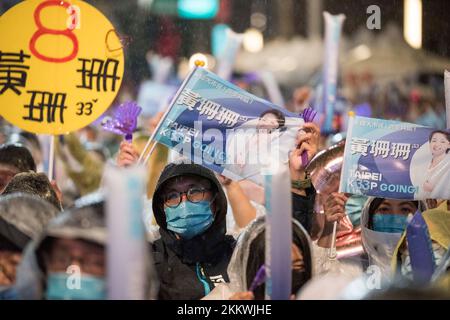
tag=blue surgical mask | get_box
[165,200,214,240]
[0,286,18,300]
[345,195,368,226]
[46,272,106,300]
[372,214,408,233]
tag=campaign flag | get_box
[152,67,304,186]
[339,116,450,200]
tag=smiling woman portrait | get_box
[420,130,450,199]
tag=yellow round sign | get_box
[0,0,124,134]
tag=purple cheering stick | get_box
[249,265,266,293]
[300,107,318,167]
[102,101,142,142]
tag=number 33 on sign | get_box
[0,0,124,135]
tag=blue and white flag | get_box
[340,116,450,200]
[153,67,304,186]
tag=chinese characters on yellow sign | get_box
[0,0,124,134]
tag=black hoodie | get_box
[152,163,235,300]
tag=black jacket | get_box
[152,162,235,300]
[292,185,316,234]
[153,226,235,300]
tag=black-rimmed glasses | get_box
[164,187,213,208]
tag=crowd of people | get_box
[1,85,449,300]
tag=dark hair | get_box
[0,144,36,172]
[0,233,21,252]
[245,225,312,300]
[2,172,62,210]
[259,109,286,129]
[429,130,450,154]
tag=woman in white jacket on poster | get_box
[224,109,302,185]
[418,130,450,199]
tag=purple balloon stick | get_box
[300,107,317,167]
[102,101,142,142]
[249,265,266,292]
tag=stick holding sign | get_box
[137,63,202,165]
[328,219,338,260]
[146,63,304,185]
[48,135,55,181]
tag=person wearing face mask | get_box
[151,161,235,300]
[118,118,320,237]
[0,194,59,299]
[317,194,420,281]
[210,216,312,300]
[391,200,450,287]
[361,197,422,282]
[13,193,157,300]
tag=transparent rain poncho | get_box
[227,216,313,295]
[14,192,159,300]
[0,193,60,250]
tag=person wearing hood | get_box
[118,122,320,236]
[151,161,235,300]
[13,193,158,300]
[318,193,420,281]
[361,197,421,281]
[0,193,59,299]
[0,143,36,192]
[391,200,450,286]
[2,172,62,210]
[204,216,313,300]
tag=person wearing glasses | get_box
[151,161,236,300]
[12,194,158,300]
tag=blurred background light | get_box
[243,28,264,53]
[178,0,219,19]
[404,0,422,49]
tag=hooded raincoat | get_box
[151,163,235,300]
[13,193,158,300]
[203,216,313,300]
[361,197,426,282]
[0,193,60,299]
[391,200,450,285]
